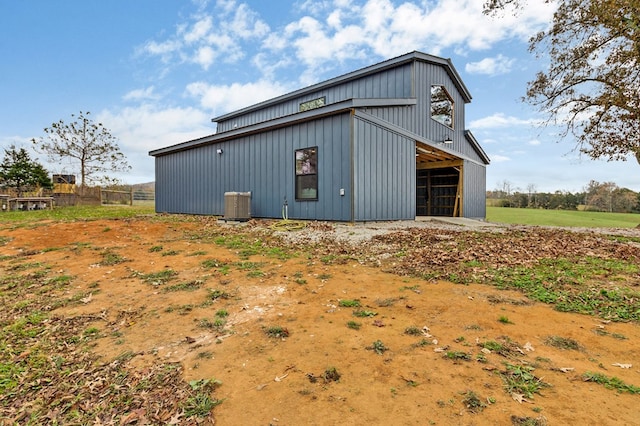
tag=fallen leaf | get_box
[612,363,632,369]
[511,393,528,403]
[80,293,93,304]
[167,410,183,425]
[120,408,145,425]
[559,367,575,373]
[523,342,534,352]
[274,373,289,382]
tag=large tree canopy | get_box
[32,111,131,187]
[0,145,53,196]
[484,0,640,161]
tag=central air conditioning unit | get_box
[224,192,251,221]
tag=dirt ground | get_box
[2,217,639,425]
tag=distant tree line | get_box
[488,180,640,213]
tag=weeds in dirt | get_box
[264,326,290,338]
[353,309,377,317]
[100,249,128,265]
[183,378,224,417]
[544,336,582,350]
[479,340,503,352]
[163,280,205,292]
[368,340,389,355]
[609,332,627,340]
[511,415,548,426]
[461,390,486,413]
[488,258,640,321]
[376,297,398,307]
[292,271,307,284]
[444,351,472,361]
[199,318,227,332]
[216,309,229,318]
[208,289,232,300]
[148,245,163,252]
[339,299,361,307]
[400,284,421,293]
[404,326,422,336]
[197,351,213,359]
[582,372,640,394]
[498,315,513,324]
[0,255,220,424]
[346,321,361,330]
[411,339,433,348]
[478,337,526,358]
[201,258,228,269]
[322,367,341,382]
[498,364,549,398]
[136,269,179,286]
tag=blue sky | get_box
[1,0,637,193]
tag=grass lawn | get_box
[0,204,156,224]
[487,206,640,228]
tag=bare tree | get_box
[32,111,131,191]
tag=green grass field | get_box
[487,206,640,228]
[3,204,639,229]
[0,204,156,224]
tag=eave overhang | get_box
[149,98,417,157]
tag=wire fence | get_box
[1,185,155,209]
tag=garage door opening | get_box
[416,167,461,217]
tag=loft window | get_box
[299,97,325,112]
[430,85,454,128]
[295,147,318,201]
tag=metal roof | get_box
[210,51,472,123]
[149,98,416,157]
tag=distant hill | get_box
[131,182,154,192]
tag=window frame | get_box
[294,147,318,201]
[430,85,454,129]
[299,97,326,112]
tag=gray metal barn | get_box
[149,51,490,221]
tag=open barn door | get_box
[415,141,464,217]
[416,167,461,217]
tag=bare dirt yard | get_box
[1,215,639,425]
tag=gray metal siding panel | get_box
[462,160,487,219]
[216,65,413,132]
[353,117,416,221]
[364,106,415,132]
[414,61,462,142]
[155,113,353,220]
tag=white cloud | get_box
[263,0,555,83]
[140,0,556,90]
[123,86,159,102]
[96,105,213,183]
[528,139,541,146]
[194,46,216,69]
[185,80,290,116]
[490,154,511,163]
[183,16,213,44]
[465,54,515,75]
[470,113,539,129]
[141,0,269,71]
